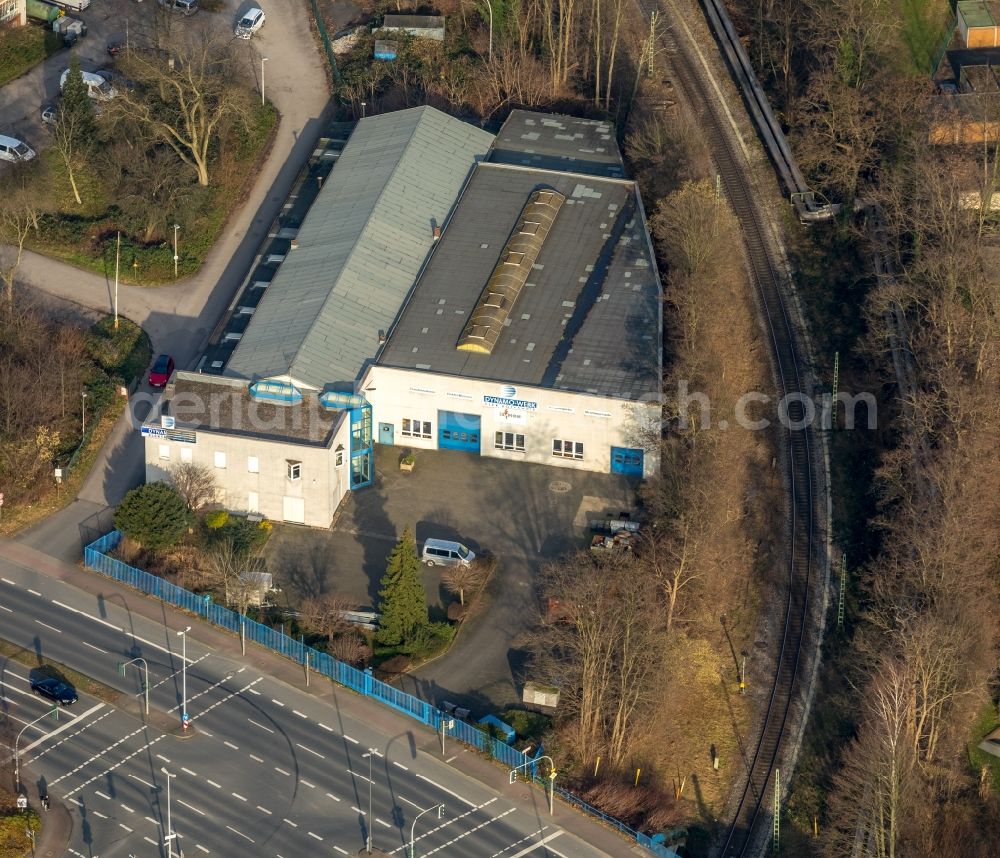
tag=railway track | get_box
[633,1,818,854]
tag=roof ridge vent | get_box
[456,188,565,354]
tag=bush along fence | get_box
[84,530,678,858]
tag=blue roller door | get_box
[611,446,643,476]
[439,411,481,453]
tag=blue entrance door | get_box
[611,446,644,476]
[378,422,394,445]
[438,412,481,453]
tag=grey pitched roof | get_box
[489,110,625,179]
[225,107,493,390]
[377,163,661,400]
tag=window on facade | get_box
[214,451,227,469]
[180,447,193,463]
[552,439,584,460]
[0,0,17,24]
[335,450,344,467]
[159,444,171,460]
[247,456,259,473]
[494,431,525,452]
[287,460,302,481]
[401,418,432,439]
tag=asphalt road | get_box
[0,554,617,857]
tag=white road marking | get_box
[256,805,272,814]
[326,792,341,802]
[376,818,391,828]
[308,832,323,841]
[144,836,158,846]
[196,846,210,854]
[351,771,373,784]
[179,799,205,816]
[372,749,384,757]
[50,600,80,614]
[119,823,133,832]
[506,831,565,857]
[131,774,155,789]
[249,754,264,763]
[226,825,254,843]
[95,790,111,801]
[283,818,298,827]
[274,767,290,776]
[271,698,285,707]
[393,761,409,771]
[129,631,193,662]
[145,816,157,825]
[28,589,41,596]
[34,619,61,633]
[301,778,316,788]
[92,810,108,819]
[351,806,365,815]
[224,741,239,750]
[415,772,478,807]
[206,780,222,789]
[156,754,171,763]
[181,767,197,777]
[296,743,324,759]
[81,641,108,654]
[334,848,349,855]
[247,687,261,695]
[292,709,307,719]
[343,734,359,744]
[399,796,421,809]
[319,723,334,732]
[247,718,273,733]
[445,755,458,762]
[232,793,247,802]
[0,604,12,612]
[1,578,15,585]
[21,702,105,753]
[119,803,134,813]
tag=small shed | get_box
[225,570,273,608]
[522,681,560,709]
[380,14,445,41]
[374,40,398,61]
[958,1,1000,48]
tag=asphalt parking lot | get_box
[264,444,637,714]
[0,0,271,149]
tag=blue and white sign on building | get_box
[141,426,167,438]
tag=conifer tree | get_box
[375,527,428,646]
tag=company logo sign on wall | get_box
[500,385,518,397]
[484,386,537,425]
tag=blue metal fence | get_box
[84,531,677,858]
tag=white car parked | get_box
[0,134,36,164]
[235,7,265,39]
[59,68,118,102]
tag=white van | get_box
[422,538,476,568]
[59,68,118,101]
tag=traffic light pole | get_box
[509,755,557,815]
[118,657,150,715]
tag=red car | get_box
[149,354,175,387]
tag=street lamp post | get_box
[408,804,444,858]
[509,755,557,816]
[172,224,180,279]
[261,56,268,107]
[13,709,57,789]
[113,230,120,330]
[482,0,493,61]
[81,390,88,437]
[360,100,366,119]
[161,767,177,857]
[363,748,377,852]
[177,626,191,729]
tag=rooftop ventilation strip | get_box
[456,188,565,354]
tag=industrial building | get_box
[143,107,662,527]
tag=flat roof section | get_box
[489,110,625,179]
[224,106,493,391]
[165,375,344,446]
[378,163,661,400]
[959,1,997,29]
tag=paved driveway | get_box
[265,445,637,713]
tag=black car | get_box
[30,677,78,706]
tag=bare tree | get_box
[299,592,356,643]
[0,165,41,306]
[115,34,253,186]
[440,561,488,606]
[329,632,372,666]
[169,462,218,511]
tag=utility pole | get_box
[177,626,191,730]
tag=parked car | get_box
[96,68,135,93]
[40,104,59,126]
[235,6,265,39]
[158,0,198,15]
[30,676,78,706]
[0,134,36,163]
[148,354,175,387]
[60,68,118,101]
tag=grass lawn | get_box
[0,22,62,87]
[897,0,956,75]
